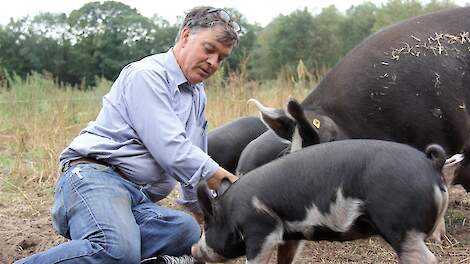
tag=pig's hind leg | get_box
[396,231,437,264]
[368,206,438,263]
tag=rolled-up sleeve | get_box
[123,66,219,188]
[177,185,201,213]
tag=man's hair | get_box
[176,6,240,47]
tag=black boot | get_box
[141,255,205,264]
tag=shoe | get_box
[140,254,204,264]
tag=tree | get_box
[373,0,424,31]
[145,15,178,56]
[309,5,344,68]
[339,2,378,55]
[0,13,70,83]
[250,8,317,79]
[424,0,457,12]
[68,1,156,86]
[0,0,461,87]
[216,8,262,78]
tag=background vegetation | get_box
[0,0,460,88]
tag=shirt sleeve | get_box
[123,66,220,188]
[176,184,201,213]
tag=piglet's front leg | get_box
[277,240,303,264]
[246,247,275,264]
[245,235,280,264]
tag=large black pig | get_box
[236,7,470,191]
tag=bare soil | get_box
[2,181,469,264]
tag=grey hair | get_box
[175,6,240,47]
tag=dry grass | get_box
[0,68,311,189]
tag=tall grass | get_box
[0,66,317,208]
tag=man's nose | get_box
[207,54,219,69]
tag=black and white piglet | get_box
[192,140,448,264]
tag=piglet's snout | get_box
[191,244,211,262]
[191,245,203,261]
[191,242,225,263]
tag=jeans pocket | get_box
[51,185,70,239]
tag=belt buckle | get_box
[61,160,71,173]
[56,160,71,179]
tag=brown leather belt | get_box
[67,157,128,180]
[69,157,109,168]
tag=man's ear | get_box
[179,27,191,46]
[248,98,295,142]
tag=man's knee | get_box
[179,212,201,240]
[138,206,202,257]
[175,212,201,253]
[98,232,141,263]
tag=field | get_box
[1,73,469,263]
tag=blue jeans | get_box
[15,163,201,264]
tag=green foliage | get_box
[67,1,165,86]
[310,6,344,68]
[372,0,456,31]
[251,8,317,79]
[221,8,261,78]
[372,0,423,31]
[0,1,177,88]
[424,0,458,12]
[339,2,379,55]
[0,0,460,87]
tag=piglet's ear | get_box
[286,98,303,120]
[218,177,232,196]
[287,98,320,148]
[248,98,295,142]
[197,181,213,216]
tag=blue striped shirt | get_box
[60,48,220,212]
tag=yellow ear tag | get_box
[312,119,321,129]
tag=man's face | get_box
[177,26,233,84]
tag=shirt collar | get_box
[164,48,204,90]
[165,48,188,87]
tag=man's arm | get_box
[124,67,220,186]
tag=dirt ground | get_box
[1,179,469,264]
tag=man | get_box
[16,6,240,264]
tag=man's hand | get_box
[194,167,237,225]
[192,212,204,225]
[206,167,238,190]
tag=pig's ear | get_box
[248,98,295,142]
[287,99,319,148]
[218,177,232,196]
[286,99,304,120]
[197,181,213,216]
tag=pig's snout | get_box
[191,242,225,263]
[191,245,203,261]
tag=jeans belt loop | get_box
[65,157,129,181]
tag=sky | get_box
[0,0,469,27]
